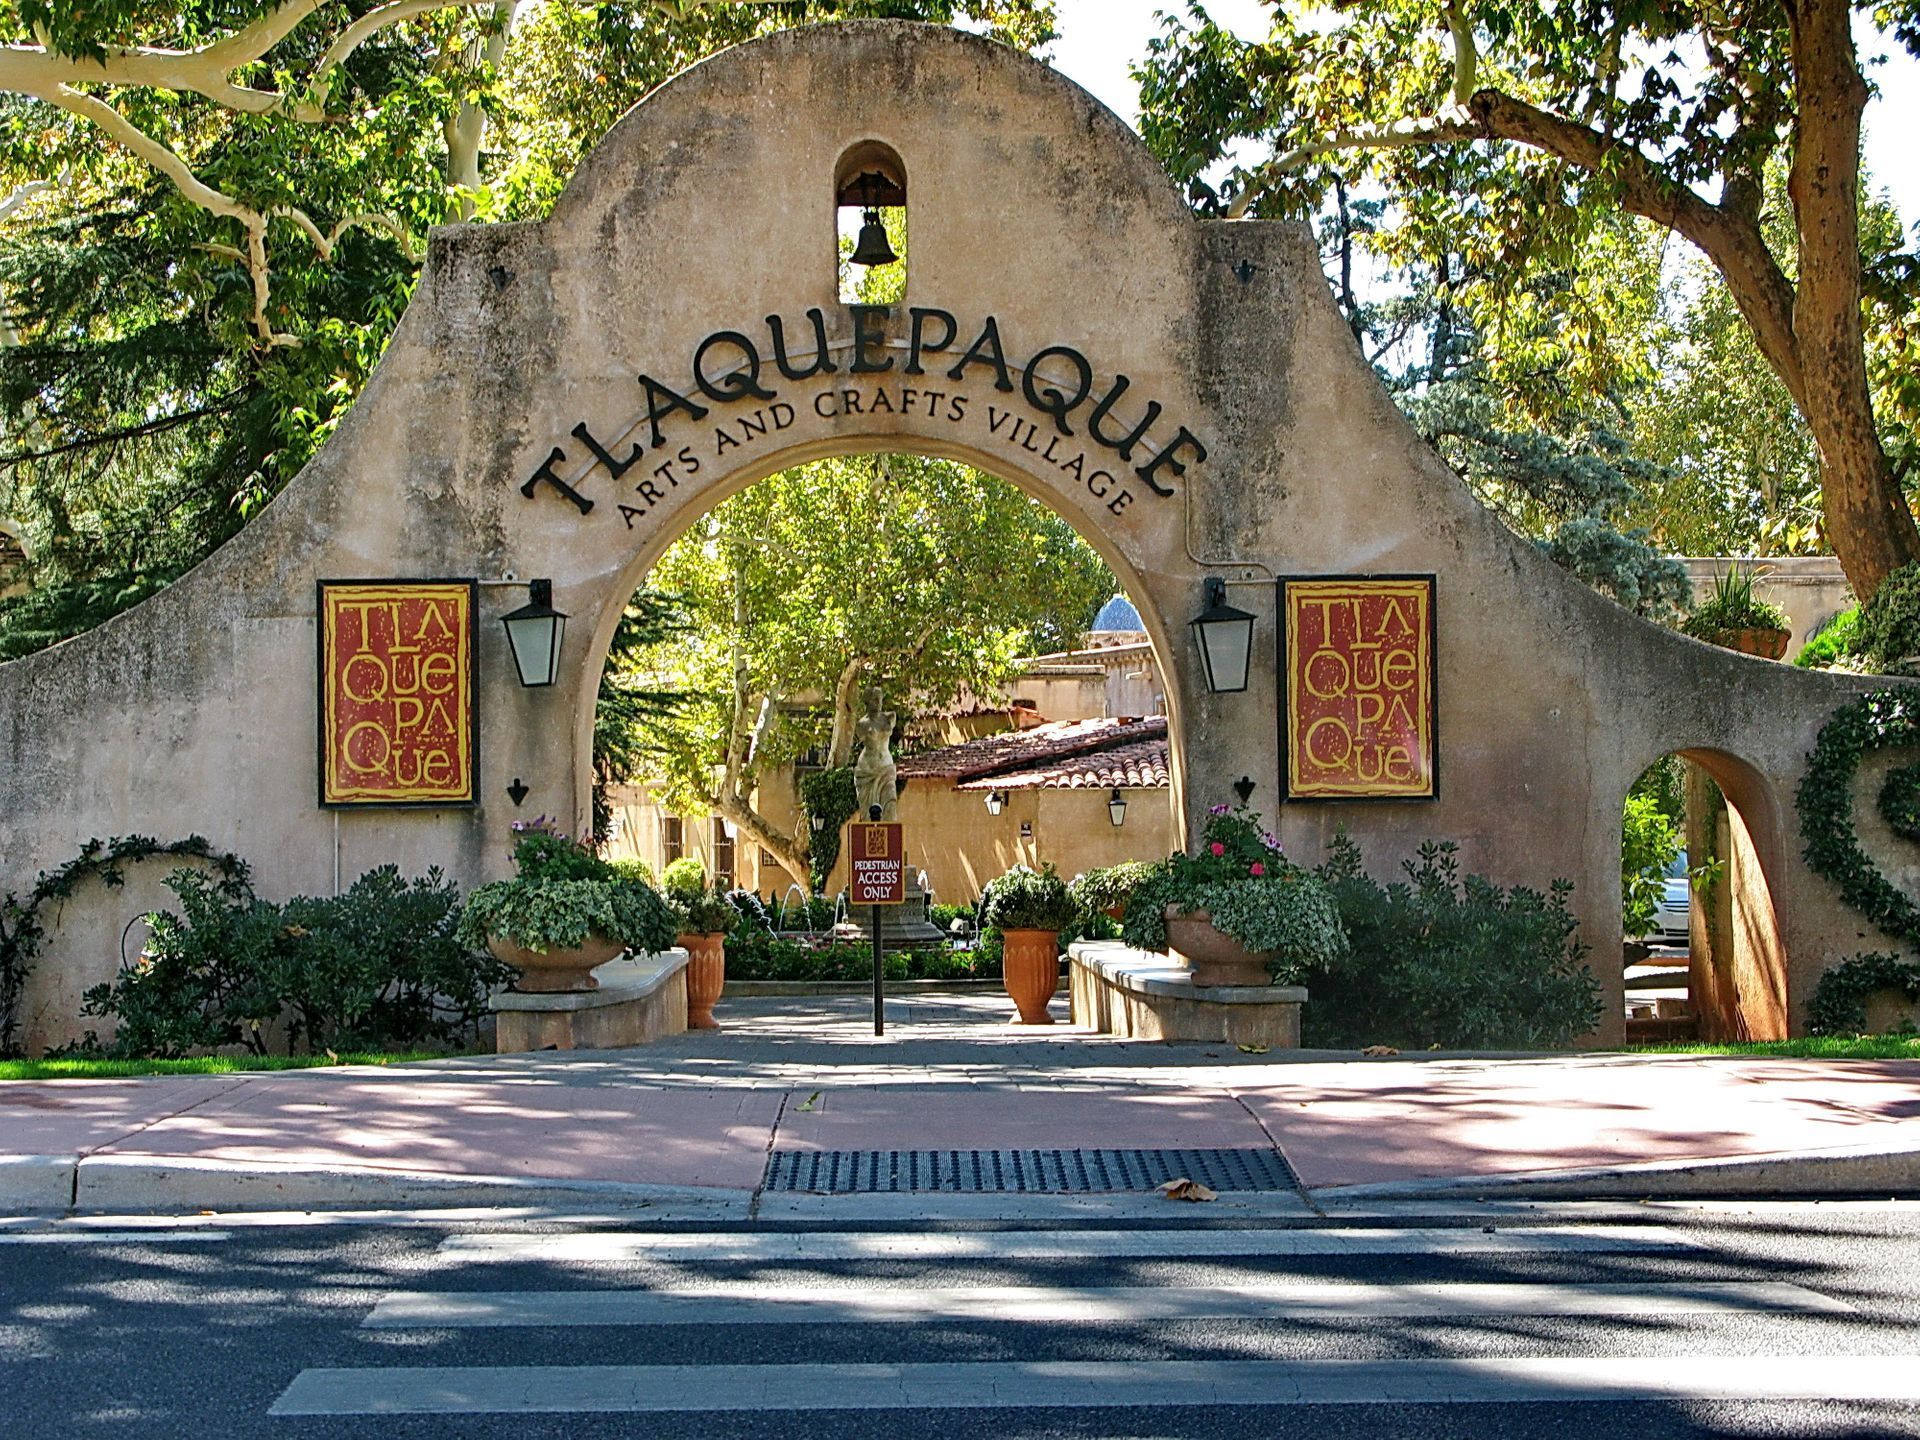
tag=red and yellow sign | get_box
[848,821,906,905]
[1283,576,1436,800]
[318,580,476,807]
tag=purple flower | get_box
[1262,831,1281,849]
[1208,803,1230,815]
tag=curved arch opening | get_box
[1620,747,1788,1041]
[578,442,1185,916]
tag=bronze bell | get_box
[850,207,897,267]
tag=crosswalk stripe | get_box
[269,1355,1920,1415]
[437,1226,1690,1263]
[0,1230,233,1245]
[364,1279,1847,1328]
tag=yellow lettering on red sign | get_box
[320,582,475,806]
[1284,578,1435,800]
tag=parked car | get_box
[1635,850,1691,947]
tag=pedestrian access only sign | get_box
[848,822,905,905]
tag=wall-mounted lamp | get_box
[719,816,739,841]
[984,789,1006,816]
[1108,788,1127,827]
[502,578,567,688]
[1191,576,1255,694]
[809,813,826,833]
[1233,775,1256,805]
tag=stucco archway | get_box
[0,20,1901,1051]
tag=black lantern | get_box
[809,812,826,833]
[1191,576,1255,694]
[1108,788,1127,827]
[984,789,1006,817]
[502,577,567,688]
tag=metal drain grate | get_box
[763,1147,1299,1195]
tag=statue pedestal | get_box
[835,878,949,950]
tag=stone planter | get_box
[680,931,728,1028]
[487,933,626,993]
[1164,907,1276,988]
[1000,927,1060,1024]
[1707,626,1791,660]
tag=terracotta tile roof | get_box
[960,734,1170,791]
[897,715,1169,789]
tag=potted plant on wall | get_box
[980,864,1079,1024]
[457,819,678,992]
[1122,805,1348,987]
[663,857,737,1028]
[1070,861,1157,922]
[1682,565,1793,659]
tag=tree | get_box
[1136,0,1920,601]
[0,1,1056,655]
[614,452,1113,887]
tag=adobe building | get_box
[0,21,1895,1052]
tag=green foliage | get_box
[1621,791,1681,937]
[1806,953,1920,1038]
[1797,691,1920,951]
[77,864,512,1058]
[1068,861,1156,916]
[799,767,858,892]
[1122,806,1346,975]
[1305,834,1601,1050]
[608,857,656,886]
[1856,563,1920,669]
[592,589,691,842]
[1796,607,1863,669]
[979,864,1078,933]
[1681,566,1791,640]
[659,857,737,935]
[0,832,248,1057]
[722,932,1000,982]
[456,816,678,956]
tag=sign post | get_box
[848,809,905,1036]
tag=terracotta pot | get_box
[1000,927,1060,1024]
[680,931,727,1029]
[488,933,625,993]
[1710,626,1791,660]
[1163,907,1276,987]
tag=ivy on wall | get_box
[0,835,249,1057]
[798,766,857,894]
[1797,690,1920,1033]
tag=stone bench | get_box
[1068,941,1306,1047]
[491,949,689,1052]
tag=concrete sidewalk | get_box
[4,993,1920,1215]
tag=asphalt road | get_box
[5,1203,1920,1438]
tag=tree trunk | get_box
[1784,0,1920,599]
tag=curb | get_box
[62,1155,754,1216]
[1308,1142,1920,1204]
[0,1154,75,1211]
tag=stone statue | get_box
[851,686,899,822]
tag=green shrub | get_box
[1621,791,1681,937]
[459,818,679,955]
[662,857,707,900]
[1795,605,1862,669]
[1681,564,1789,640]
[1069,861,1156,916]
[1303,834,1601,1050]
[1856,563,1920,669]
[980,865,1078,932]
[721,935,1001,981]
[79,865,514,1058]
[608,857,657,886]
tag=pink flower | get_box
[1209,842,1225,856]
[1249,862,1266,876]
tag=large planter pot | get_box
[1000,927,1060,1024]
[487,933,625,993]
[1707,626,1791,660]
[1164,907,1276,988]
[679,931,728,1029]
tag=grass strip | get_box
[0,1052,456,1080]
[1629,1036,1920,1060]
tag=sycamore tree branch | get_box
[1226,108,1478,217]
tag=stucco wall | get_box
[0,22,1895,1052]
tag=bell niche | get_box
[835,140,906,303]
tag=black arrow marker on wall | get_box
[507,779,530,806]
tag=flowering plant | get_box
[457,819,677,956]
[1121,804,1347,979]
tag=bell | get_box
[849,207,897,267]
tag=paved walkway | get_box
[4,993,1920,1212]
